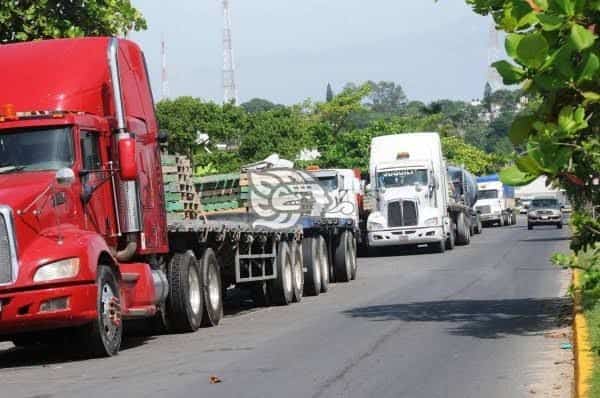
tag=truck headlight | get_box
[34,258,80,282]
[367,221,385,231]
[424,217,439,226]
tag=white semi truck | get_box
[475,174,517,226]
[366,133,451,253]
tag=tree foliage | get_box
[0,0,146,42]
[465,0,599,287]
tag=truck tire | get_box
[291,240,304,303]
[557,222,563,229]
[334,231,353,283]
[270,241,293,305]
[318,236,330,293]
[455,212,471,245]
[200,249,223,327]
[165,251,204,333]
[250,281,271,307]
[302,237,321,296]
[432,239,446,253]
[474,215,483,234]
[81,265,123,357]
[511,213,517,225]
[350,234,358,280]
[446,223,456,250]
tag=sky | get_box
[130,1,498,105]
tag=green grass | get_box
[583,294,600,396]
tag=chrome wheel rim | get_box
[101,283,119,340]
[320,239,329,283]
[188,266,201,315]
[284,255,293,292]
[208,263,220,311]
[293,246,303,289]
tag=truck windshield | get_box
[377,169,428,188]
[531,198,559,208]
[478,189,498,199]
[318,176,338,191]
[0,127,73,173]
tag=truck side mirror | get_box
[118,137,137,181]
[56,168,75,186]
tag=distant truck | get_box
[366,133,474,253]
[475,174,517,226]
[300,167,361,292]
[448,165,483,239]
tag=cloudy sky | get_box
[130,1,497,105]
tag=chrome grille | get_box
[387,200,418,227]
[0,206,17,285]
[0,211,13,284]
[476,205,491,214]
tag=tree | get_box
[466,0,600,289]
[365,81,408,114]
[0,1,146,43]
[326,83,334,102]
[241,98,279,114]
[483,82,493,102]
[239,107,312,163]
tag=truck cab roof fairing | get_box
[0,37,157,137]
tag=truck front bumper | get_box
[529,216,562,225]
[0,283,97,336]
[368,226,444,247]
[480,213,501,222]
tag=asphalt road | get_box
[0,216,572,398]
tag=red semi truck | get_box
[0,37,324,356]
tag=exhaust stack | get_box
[108,38,142,235]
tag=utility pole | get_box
[161,34,170,100]
[222,0,238,104]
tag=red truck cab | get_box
[0,37,169,356]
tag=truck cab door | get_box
[80,130,115,236]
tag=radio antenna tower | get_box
[487,18,504,91]
[222,0,238,104]
[161,34,170,100]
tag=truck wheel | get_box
[165,251,204,332]
[432,239,446,253]
[512,213,517,225]
[475,215,483,234]
[557,222,563,229]
[455,213,471,245]
[350,234,358,280]
[200,249,223,327]
[251,281,272,307]
[81,265,122,357]
[291,240,304,303]
[270,241,293,305]
[318,236,330,293]
[446,223,456,250]
[500,215,506,227]
[334,231,353,283]
[302,237,321,296]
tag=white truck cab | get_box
[366,133,450,252]
[310,168,361,227]
[475,175,516,226]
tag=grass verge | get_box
[584,295,600,397]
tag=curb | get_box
[573,269,593,398]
